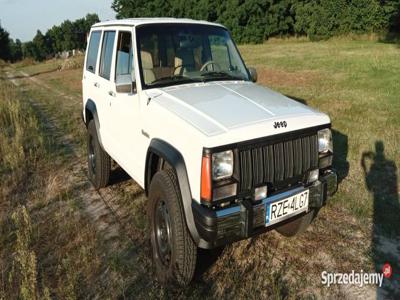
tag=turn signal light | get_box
[201,155,212,201]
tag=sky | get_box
[0,0,116,41]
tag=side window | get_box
[86,31,101,73]
[99,31,116,80]
[115,31,133,79]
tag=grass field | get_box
[0,38,399,299]
[240,38,400,224]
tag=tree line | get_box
[0,14,99,62]
[1,1,399,63]
[112,0,400,43]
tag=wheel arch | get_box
[84,99,105,149]
[145,138,201,245]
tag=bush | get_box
[294,0,386,41]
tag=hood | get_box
[151,81,328,136]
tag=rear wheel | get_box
[87,120,111,189]
[275,209,318,237]
[148,169,197,286]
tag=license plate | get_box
[265,190,309,226]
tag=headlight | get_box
[318,128,333,153]
[212,150,233,180]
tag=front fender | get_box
[146,139,207,246]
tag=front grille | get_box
[239,132,318,193]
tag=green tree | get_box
[84,13,101,31]
[112,0,400,42]
[9,39,23,62]
[0,25,11,60]
[265,0,295,37]
[383,0,400,33]
[32,30,48,61]
[22,41,36,59]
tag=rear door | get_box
[96,30,118,152]
[82,29,102,116]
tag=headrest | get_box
[141,51,153,69]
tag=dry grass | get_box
[0,78,45,299]
[256,68,318,88]
[0,79,45,202]
[57,55,84,71]
[13,58,36,68]
[0,73,109,299]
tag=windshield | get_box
[136,23,250,89]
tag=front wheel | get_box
[148,169,197,286]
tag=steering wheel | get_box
[200,61,221,72]
[173,64,193,75]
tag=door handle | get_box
[94,82,99,88]
[108,91,116,97]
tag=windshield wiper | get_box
[200,71,244,81]
[147,75,201,86]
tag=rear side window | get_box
[99,31,116,80]
[86,31,101,73]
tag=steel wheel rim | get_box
[155,199,172,266]
[88,135,96,174]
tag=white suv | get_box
[82,18,337,286]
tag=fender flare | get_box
[145,139,203,245]
[84,99,105,149]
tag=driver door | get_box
[107,29,143,181]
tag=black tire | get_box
[275,209,318,237]
[157,157,172,171]
[87,120,111,189]
[148,169,197,286]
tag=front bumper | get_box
[193,169,337,249]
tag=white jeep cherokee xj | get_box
[82,18,337,286]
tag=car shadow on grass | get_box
[193,246,225,281]
[361,141,400,299]
[109,164,132,186]
[332,129,349,184]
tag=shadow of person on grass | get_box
[361,141,400,298]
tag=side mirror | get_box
[116,74,136,94]
[248,67,257,83]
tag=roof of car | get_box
[92,18,226,29]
